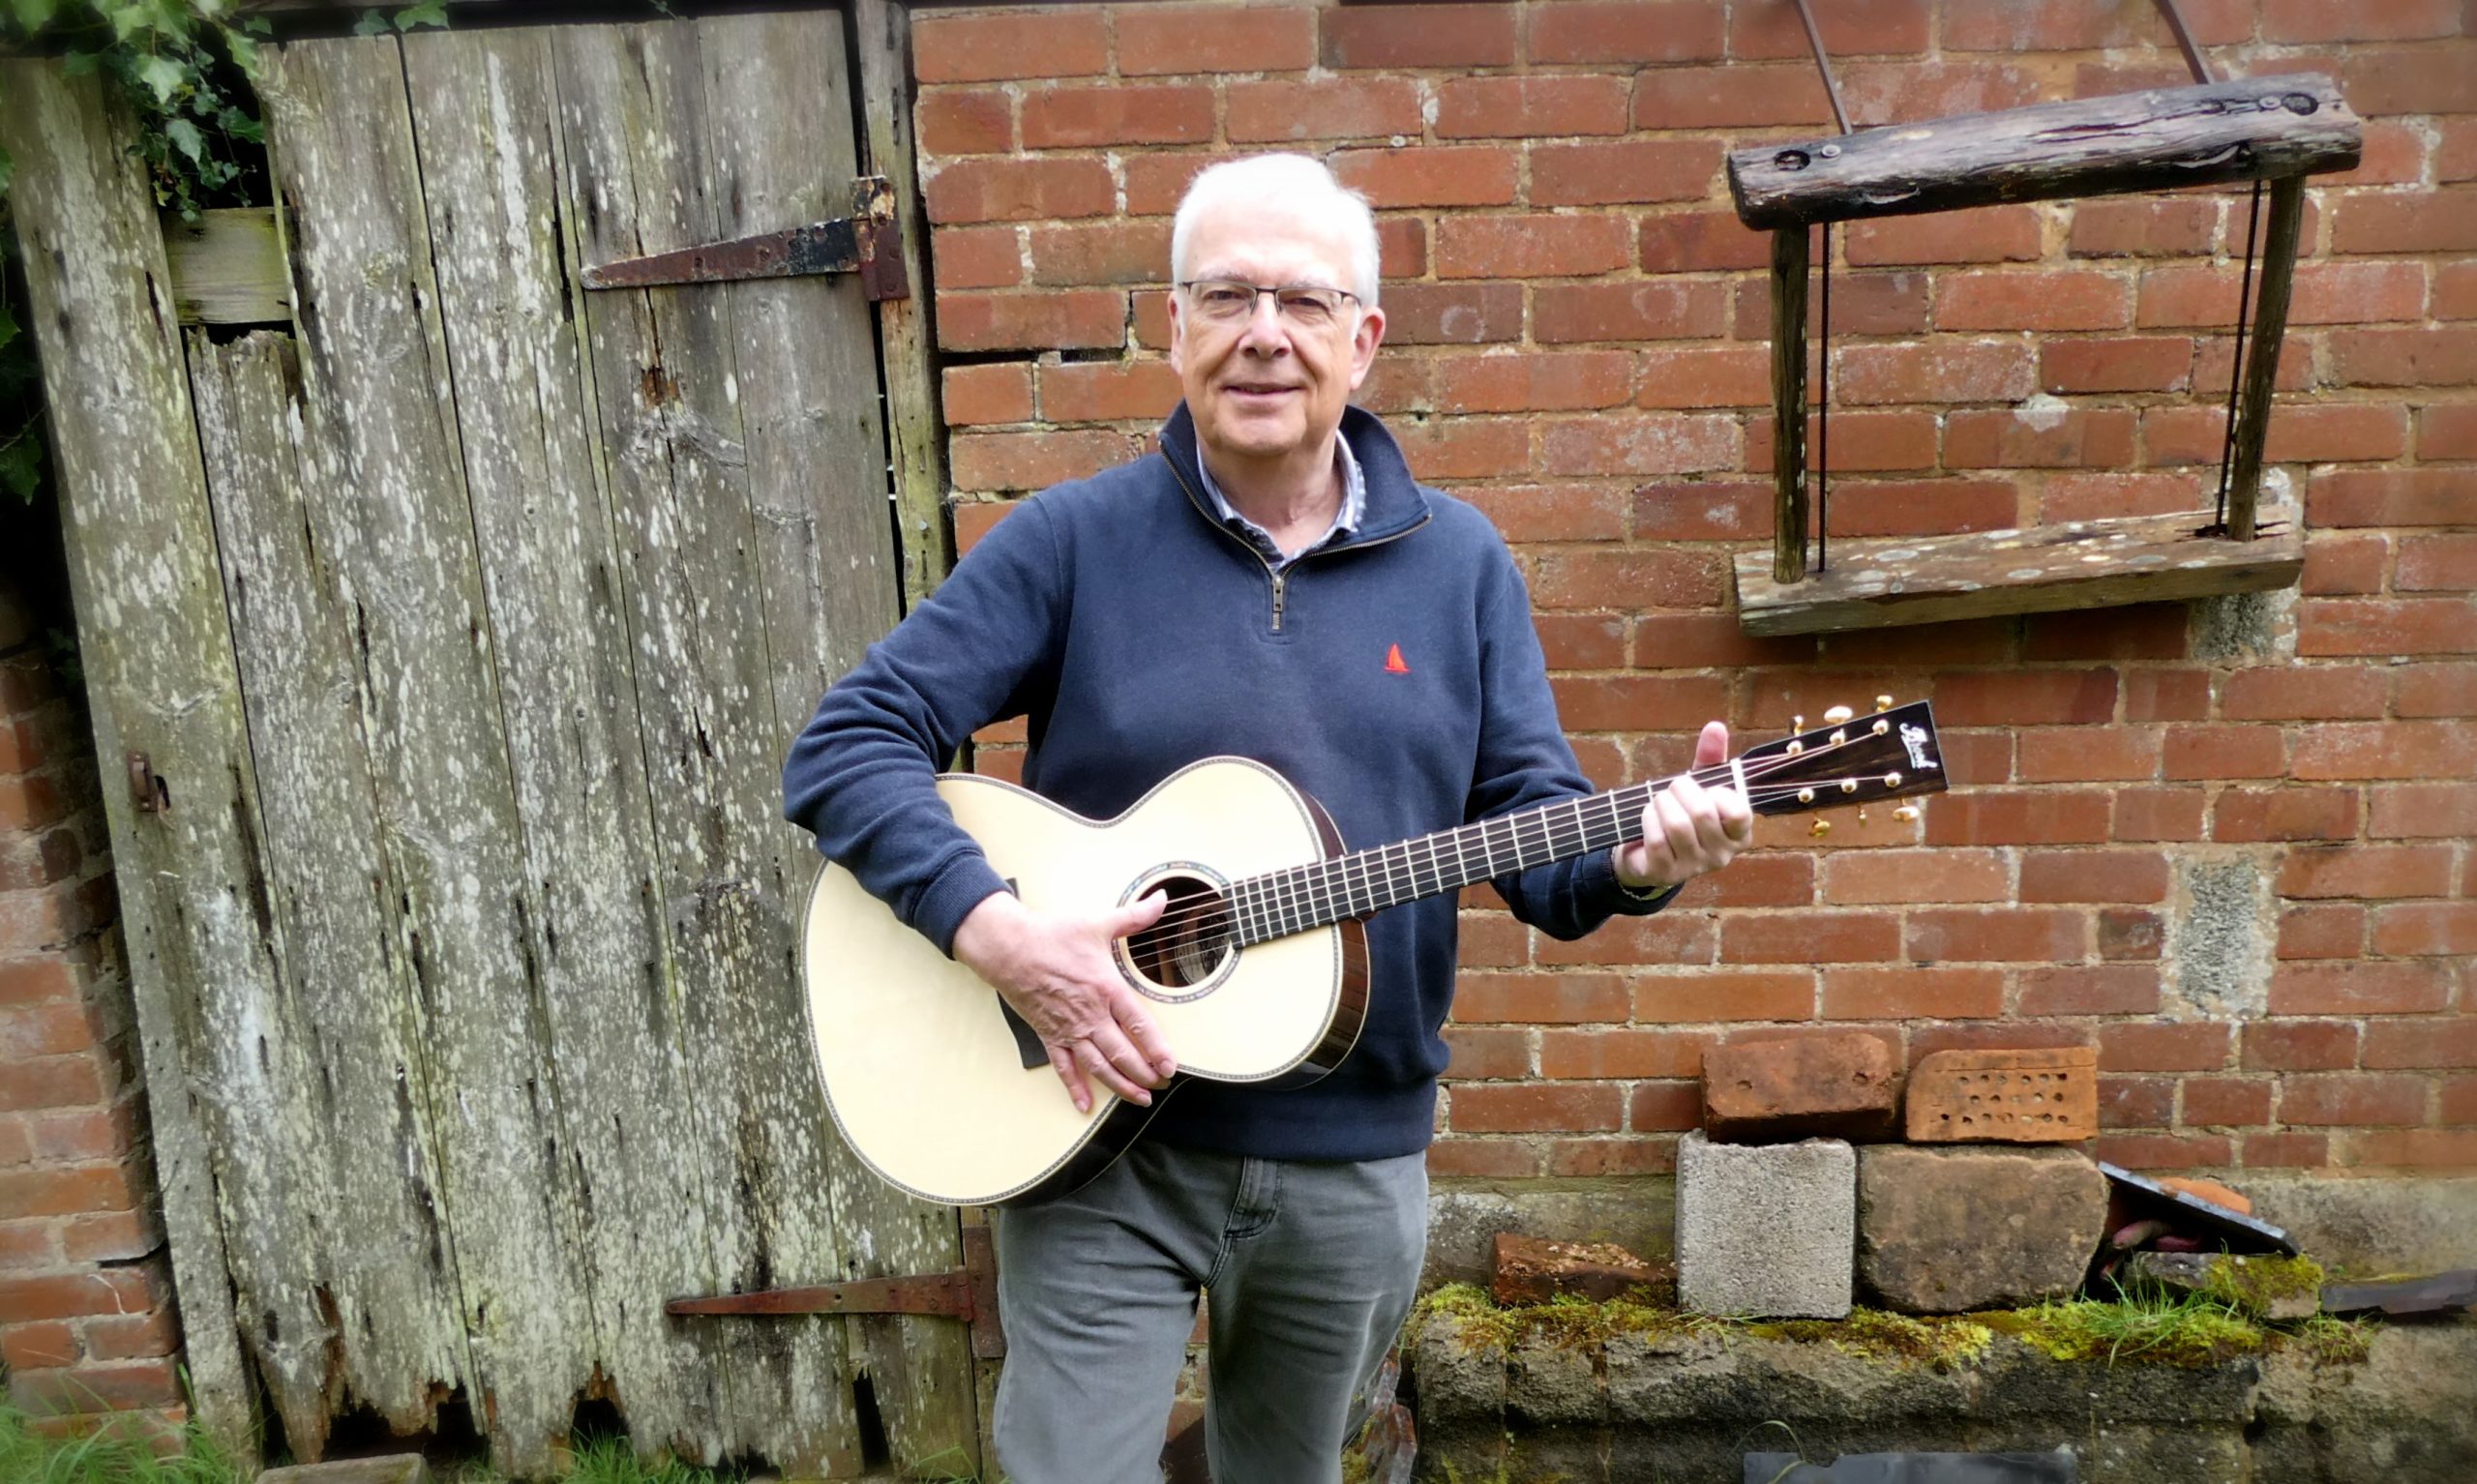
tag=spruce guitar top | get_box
[803,701,1946,1207]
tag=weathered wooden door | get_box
[0,10,970,1478]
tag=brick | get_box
[1038,361,1179,425]
[2100,1074,2175,1129]
[2041,471,2210,522]
[12,1357,182,1413]
[2040,337,2192,395]
[1736,271,1931,339]
[1684,853,1816,909]
[2309,469,2477,528]
[1905,906,2088,964]
[940,364,1030,427]
[1437,351,1634,415]
[938,290,1122,352]
[1552,673,1732,735]
[0,1054,105,1113]
[933,225,1021,290]
[2069,198,2218,257]
[2144,404,2408,467]
[2279,845,2455,901]
[2266,0,2462,40]
[0,1269,158,1323]
[1633,969,1815,1023]
[2245,1021,2359,1072]
[2159,725,2280,782]
[1529,547,1724,608]
[1530,139,1722,207]
[1021,85,1212,150]
[2298,599,2477,659]
[1906,1048,2099,1143]
[1631,1080,1706,1133]
[2449,1077,2477,1125]
[1844,206,2040,267]
[2301,533,2389,596]
[2138,261,2426,328]
[2332,189,2477,256]
[2440,261,2477,318]
[1645,63,1838,128]
[1330,147,1518,209]
[1633,346,1771,410]
[2293,720,2477,778]
[1832,341,2034,406]
[2018,609,2188,667]
[1950,0,2240,48]
[2192,332,2313,395]
[2183,1077,2276,1128]
[2340,1128,2477,1170]
[914,89,1012,156]
[1436,75,1628,139]
[1321,4,1516,68]
[2368,783,2477,839]
[2371,903,2477,958]
[1700,1032,1898,1141]
[1452,971,1627,1024]
[1,1319,75,1369]
[1492,1231,1664,1307]
[1388,418,1530,481]
[61,1208,164,1264]
[2021,849,2168,905]
[1926,790,2112,846]
[1449,1082,1623,1134]
[1820,847,2006,905]
[1226,78,1420,143]
[1747,414,1944,475]
[1119,6,1316,75]
[2417,407,2477,464]
[2363,1018,2477,1071]
[2102,1021,2233,1074]
[1426,1139,1542,1177]
[1945,407,2136,468]
[1822,965,2005,1020]
[2271,961,2454,1016]
[1539,1027,1711,1080]
[2220,667,2387,721]
[2397,662,2477,714]
[2096,905,2164,962]
[1733,0,1927,55]
[1121,155,1214,217]
[2119,668,2210,721]
[1933,670,2116,727]
[83,1309,179,1363]
[1548,1136,1679,1177]
[2279,903,2365,960]
[1436,214,1629,280]
[1638,211,1769,273]
[0,1161,143,1220]
[1936,270,2131,333]
[2020,964,2160,1017]
[925,158,1114,224]
[2213,787,2360,844]
[1537,415,1739,476]
[2281,1075,2428,1127]
[2328,328,2477,387]
[2244,1129,2334,1166]
[1720,912,1898,965]
[912,10,1107,82]
[1380,283,1522,345]
[948,430,1131,492]
[1467,486,1627,544]
[1527,0,1726,63]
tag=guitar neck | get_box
[1225,774,1696,948]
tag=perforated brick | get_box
[1905,1047,2099,1143]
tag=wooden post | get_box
[2223,173,2307,542]
[1771,226,1809,585]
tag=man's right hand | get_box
[951,889,1180,1114]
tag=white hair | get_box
[1170,153,1382,309]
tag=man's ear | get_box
[1166,289,1186,376]
[1347,306,1387,393]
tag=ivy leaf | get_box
[351,10,388,36]
[395,0,447,30]
[165,117,204,163]
[135,53,183,104]
[0,145,13,198]
[0,429,45,503]
[61,48,97,75]
[224,32,259,73]
[243,15,270,35]
[0,300,18,354]
[10,0,59,34]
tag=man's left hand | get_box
[1614,720,1753,893]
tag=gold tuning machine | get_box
[1875,695,1895,712]
[1824,704,1855,725]
[1894,805,1921,823]
[1809,818,1832,839]
[1792,714,1806,732]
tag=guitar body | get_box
[802,757,1368,1208]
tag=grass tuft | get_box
[0,1403,244,1484]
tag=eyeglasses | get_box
[1179,279,1360,328]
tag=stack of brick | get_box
[0,567,186,1440]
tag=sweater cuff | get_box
[1594,847,1682,915]
[914,852,1015,958]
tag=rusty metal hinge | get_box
[665,1224,1001,1358]
[128,753,168,814]
[582,176,909,301]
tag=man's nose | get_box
[1237,292,1290,351]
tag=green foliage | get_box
[0,1400,247,1484]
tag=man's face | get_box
[1168,199,1386,470]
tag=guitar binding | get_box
[1117,863,1239,1002]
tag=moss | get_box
[2287,1313,2377,1367]
[2193,1254,2324,1316]
[1992,1294,2270,1368]
[1749,1310,1995,1371]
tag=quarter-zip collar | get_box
[1158,401,1433,552]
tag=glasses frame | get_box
[1176,278,1363,327]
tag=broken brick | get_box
[1701,1032,1900,1143]
[1491,1232,1672,1306]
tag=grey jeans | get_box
[990,1138,1428,1484]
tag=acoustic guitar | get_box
[803,700,1946,1207]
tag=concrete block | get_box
[258,1459,428,1484]
[1859,1145,2106,1314]
[1703,1031,1899,1143]
[1676,1130,1854,1319]
[1905,1047,2097,1143]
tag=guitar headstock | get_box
[1736,698,1947,822]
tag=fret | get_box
[1423,833,1447,899]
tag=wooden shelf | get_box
[1733,508,2303,637]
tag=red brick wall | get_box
[915,0,2475,1181]
[0,559,185,1434]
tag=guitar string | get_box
[1120,732,1925,947]
[1123,738,1916,944]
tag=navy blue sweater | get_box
[783,403,1670,1161]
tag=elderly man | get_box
[784,154,1750,1482]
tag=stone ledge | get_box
[1410,1302,2477,1483]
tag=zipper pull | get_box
[1270,571,1287,631]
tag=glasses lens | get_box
[1191,282,1258,320]
[1275,287,1342,325]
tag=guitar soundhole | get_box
[1121,872,1235,994]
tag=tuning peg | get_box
[1824,704,1855,725]
[1875,695,1895,712]
[1809,818,1832,839]
[1856,807,1868,824]
[1894,805,1920,823]
[1797,787,1815,805]
[1792,714,1806,732]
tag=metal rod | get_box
[1770,227,1810,585]
[2223,175,2308,542]
[2149,0,2214,85]
[1816,223,1830,575]
[1790,0,1853,135]
[2214,179,2265,533]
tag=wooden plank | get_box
[1733,507,2304,636]
[854,0,952,606]
[258,36,595,1476]
[547,19,868,1475]
[2223,174,2307,543]
[1728,73,2360,229]
[397,24,748,1467]
[1770,226,1809,585]
[185,331,475,1458]
[693,11,977,1474]
[0,60,262,1467]
[163,206,291,324]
